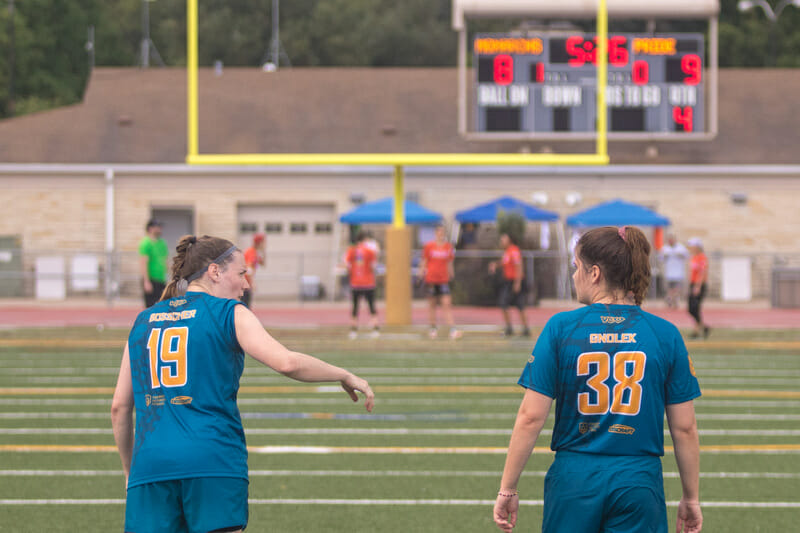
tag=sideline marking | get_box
[2,386,799,398]
[4,337,800,350]
[2,469,798,480]
[5,427,800,437]
[3,444,800,454]
[1,498,798,508]
[12,410,798,422]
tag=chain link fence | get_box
[1,247,799,307]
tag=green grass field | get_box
[1,326,799,532]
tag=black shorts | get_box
[144,279,166,308]
[352,288,376,317]
[240,289,252,308]
[426,283,451,298]
[498,280,527,310]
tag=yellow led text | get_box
[632,38,676,55]
[474,38,543,55]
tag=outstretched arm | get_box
[234,305,374,411]
[494,389,553,532]
[667,400,702,533]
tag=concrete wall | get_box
[1,164,798,299]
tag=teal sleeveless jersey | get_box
[519,304,701,456]
[126,292,247,488]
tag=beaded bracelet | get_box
[497,490,518,498]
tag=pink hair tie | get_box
[618,226,627,241]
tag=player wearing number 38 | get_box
[494,226,702,533]
[111,235,374,533]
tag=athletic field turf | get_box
[1,326,798,532]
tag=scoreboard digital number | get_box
[474,33,705,136]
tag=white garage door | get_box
[238,204,336,300]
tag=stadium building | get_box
[0,67,798,302]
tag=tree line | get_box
[1,0,798,118]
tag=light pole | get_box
[738,0,800,66]
[7,0,15,115]
[141,0,164,67]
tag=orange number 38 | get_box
[577,351,646,416]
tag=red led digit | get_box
[566,36,585,67]
[681,54,702,85]
[609,36,629,66]
[535,62,545,83]
[584,38,597,65]
[673,106,694,132]
[493,54,513,85]
[632,60,649,85]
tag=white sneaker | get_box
[369,329,381,339]
[449,329,462,340]
[348,330,358,340]
[428,328,438,339]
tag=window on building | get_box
[290,222,308,234]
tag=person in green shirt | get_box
[139,219,169,307]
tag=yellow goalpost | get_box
[185,0,609,324]
[185,0,609,168]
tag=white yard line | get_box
[5,427,800,437]
[2,469,799,479]
[3,412,800,421]
[1,498,798,508]
[2,397,799,409]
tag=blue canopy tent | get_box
[566,198,670,227]
[339,197,443,225]
[455,195,559,223]
[454,196,569,299]
[566,199,670,300]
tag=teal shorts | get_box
[542,452,666,533]
[125,477,248,533]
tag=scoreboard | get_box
[474,33,705,137]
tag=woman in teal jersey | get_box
[112,235,374,533]
[493,226,702,533]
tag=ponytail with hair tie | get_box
[618,226,627,242]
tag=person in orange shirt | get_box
[241,234,266,308]
[420,225,461,340]
[687,237,710,339]
[345,231,380,339]
[489,233,530,337]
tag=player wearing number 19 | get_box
[111,235,374,533]
[494,226,702,533]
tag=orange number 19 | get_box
[147,327,189,389]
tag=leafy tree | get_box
[497,211,526,249]
[2,0,800,119]
[1,0,99,117]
